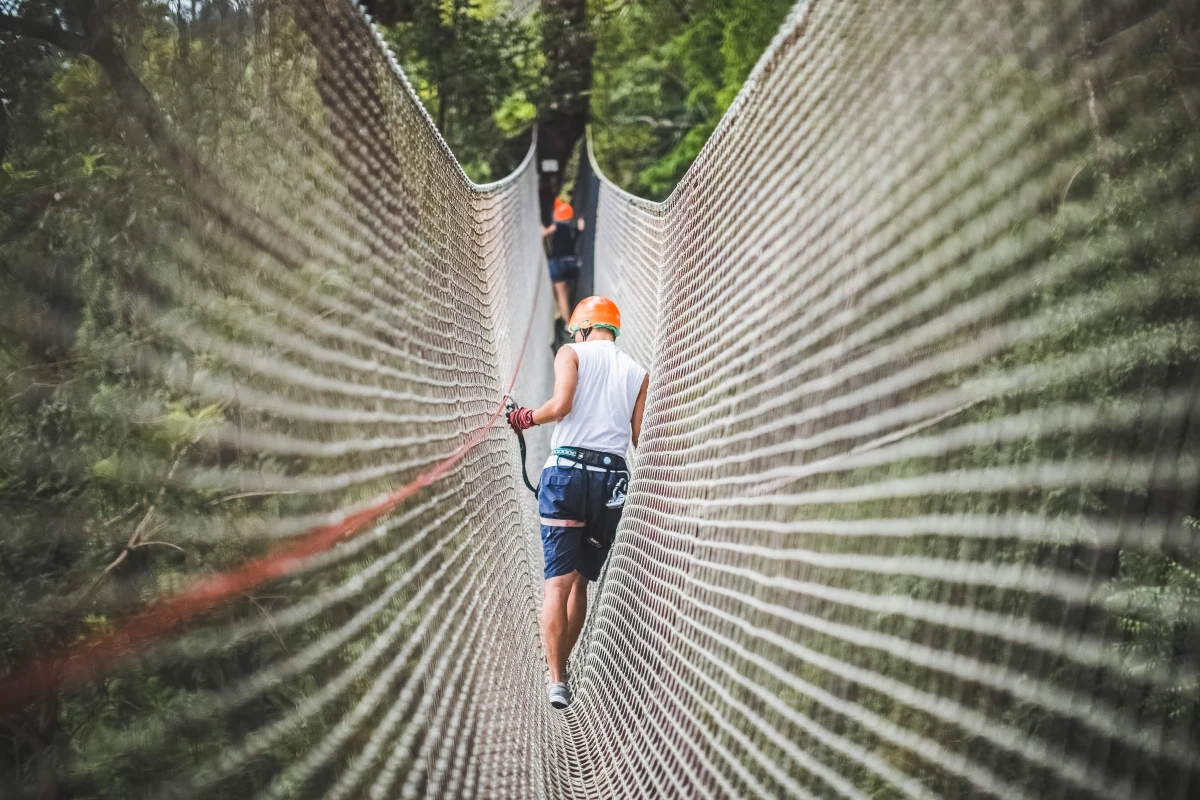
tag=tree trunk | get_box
[1080,0,1112,141]
[0,100,8,162]
[437,0,460,139]
[437,83,450,137]
[360,0,415,27]
[35,694,61,800]
[537,0,593,223]
[1167,0,1200,128]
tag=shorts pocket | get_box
[541,469,573,487]
[538,467,581,519]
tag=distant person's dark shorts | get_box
[538,454,628,581]
[548,256,580,283]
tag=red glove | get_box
[507,407,536,432]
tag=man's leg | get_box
[540,572,577,683]
[552,280,572,323]
[538,464,584,705]
[564,474,622,667]
[563,571,588,660]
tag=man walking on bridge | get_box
[507,296,649,709]
[542,198,585,342]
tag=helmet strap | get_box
[571,325,617,342]
[593,324,619,339]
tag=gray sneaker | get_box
[547,681,572,709]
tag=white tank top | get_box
[549,341,647,458]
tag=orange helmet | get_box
[553,198,574,222]
[569,296,621,338]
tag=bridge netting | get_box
[1,0,1198,798]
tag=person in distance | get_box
[542,197,585,345]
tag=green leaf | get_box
[2,161,38,181]
[494,90,536,137]
[153,401,224,448]
[92,452,120,480]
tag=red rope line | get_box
[0,279,543,714]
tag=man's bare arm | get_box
[630,374,649,448]
[533,347,579,424]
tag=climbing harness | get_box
[607,476,628,510]
[550,446,629,511]
[503,398,631,511]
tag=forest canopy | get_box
[372,0,793,197]
[589,0,794,200]
[375,0,542,183]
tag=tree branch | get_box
[0,715,39,750]
[0,13,83,52]
[132,540,185,553]
[70,441,192,611]
[73,3,317,274]
[617,114,697,130]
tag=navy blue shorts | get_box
[539,462,627,581]
[548,256,580,283]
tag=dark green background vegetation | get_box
[361,0,796,196]
[590,0,793,199]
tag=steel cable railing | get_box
[1,0,1198,799]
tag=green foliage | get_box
[495,88,538,137]
[590,0,794,199]
[0,3,362,796]
[151,401,223,451]
[382,0,541,182]
[1105,518,1200,723]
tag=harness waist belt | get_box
[552,446,627,472]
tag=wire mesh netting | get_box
[586,0,1200,797]
[1,0,554,796]
[2,0,1199,798]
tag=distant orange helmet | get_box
[569,296,621,338]
[553,198,574,222]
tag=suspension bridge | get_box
[1,0,1198,798]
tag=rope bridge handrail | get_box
[1,0,1198,798]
